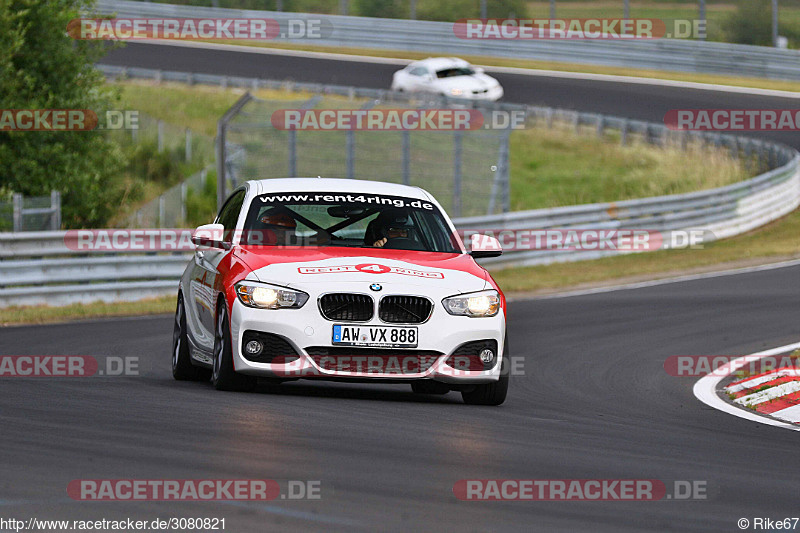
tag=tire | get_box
[172,293,210,381]
[211,302,256,392]
[411,381,449,395]
[461,336,509,406]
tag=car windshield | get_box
[436,67,475,78]
[242,191,462,253]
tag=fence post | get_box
[180,182,187,223]
[500,131,511,213]
[50,190,61,230]
[453,131,462,217]
[288,130,297,177]
[402,130,410,186]
[346,129,355,179]
[158,196,165,228]
[216,122,226,209]
[185,128,192,162]
[12,193,22,232]
[157,120,165,152]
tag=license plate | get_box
[332,324,418,348]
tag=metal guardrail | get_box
[2,147,798,306]
[94,0,800,80]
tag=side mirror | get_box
[469,233,502,258]
[424,74,435,83]
[192,223,230,250]
[474,67,485,75]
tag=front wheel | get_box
[172,293,210,381]
[461,336,509,406]
[212,303,256,392]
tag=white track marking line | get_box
[771,404,800,422]
[734,381,800,406]
[513,258,800,301]
[693,342,800,432]
[122,40,800,98]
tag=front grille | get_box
[319,293,373,322]
[379,296,433,323]
[305,346,443,374]
[241,330,300,364]
[444,339,498,371]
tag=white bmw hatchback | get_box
[391,57,504,101]
[173,178,509,405]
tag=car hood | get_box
[432,73,499,91]
[235,246,488,294]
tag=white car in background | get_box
[391,57,504,101]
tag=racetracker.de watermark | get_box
[63,228,712,252]
[270,109,517,131]
[0,110,139,131]
[453,18,705,40]
[67,480,321,501]
[68,18,331,40]
[664,354,800,377]
[0,356,138,377]
[453,479,707,500]
[665,109,800,131]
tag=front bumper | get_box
[229,294,505,385]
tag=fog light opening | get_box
[479,349,495,364]
[245,340,264,355]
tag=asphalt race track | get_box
[0,42,798,532]
[101,42,800,148]
[2,265,799,531]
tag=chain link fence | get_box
[217,91,513,218]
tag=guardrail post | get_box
[12,193,22,232]
[573,112,580,133]
[453,131,462,217]
[596,116,604,137]
[185,128,192,162]
[402,130,410,186]
[50,190,61,230]
[546,108,554,129]
[620,120,628,145]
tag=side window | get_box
[409,67,428,77]
[215,190,245,241]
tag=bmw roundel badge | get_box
[370,283,382,292]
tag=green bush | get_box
[0,0,129,228]
[721,0,773,46]
[185,171,219,227]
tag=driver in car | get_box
[247,207,297,246]
[365,209,419,249]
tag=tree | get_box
[0,0,126,227]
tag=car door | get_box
[189,189,246,354]
[407,66,434,92]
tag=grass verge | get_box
[0,296,176,327]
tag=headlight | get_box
[442,290,500,317]
[450,88,464,96]
[235,282,308,309]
